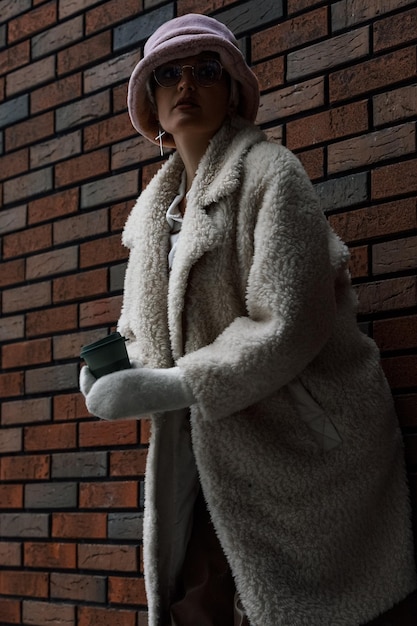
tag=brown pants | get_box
[169,490,250,626]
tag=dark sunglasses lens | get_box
[154,64,182,87]
[195,60,222,85]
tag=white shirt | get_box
[166,170,186,270]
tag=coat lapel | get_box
[168,119,264,360]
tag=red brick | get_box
[31,73,82,113]
[382,355,417,389]
[0,372,24,398]
[0,485,23,509]
[0,454,50,481]
[5,112,54,151]
[52,512,107,539]
[79,481,138,509]
[53,268,108,303]
[0,543,21,570]
[110,449,147,477]
[252,56,285,93]
[0,570,48,597]
[295,147,324,180]
[26,304,77,337]
[79,420,138,448]
[252,7,328,61]
[374,315,417,352]
[348,245,368,279]
[2,281,51,314]
[54,208,108,245]
[79,295,123,328]
[110,202,136,235]
[328,198,417,243]
[78,543,137,571]
[28,188,79,225]
[84,112,135,151]
[55,148,109,187]
[374,84,417,126]
[3,223,52,259]
[141,162,163,189]
[0,598,21,624]
[0,259,25,287]
[8,1,57,44]
[356,276,417,315]
[57,31,111,75]
[78,606,137,626]
[53,393,90,422]
[0,148,29,182]
[2,398,51,426]
[86,0,142,34]
[6,56,55,98]
[372,158,417,200]
[24,542,76,569]
[2,338,51,369]
[374,6,417,52]
[108,575,147,606]
[330,46,417,103]
[0,40,29,74]
[140,419,151,446]
[287,100,368,151]
[22,601,75,625]
[24,423,77,452]
[257,77,324,125]
[395,394,417,428]
[80,234,127,268]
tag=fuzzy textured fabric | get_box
[127,13,259,147]
[80,363,195,421]
[118,116,416,626]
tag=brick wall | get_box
[0,0,416,624]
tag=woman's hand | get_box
[79,361,195,421]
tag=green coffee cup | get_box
[80,332,131,378]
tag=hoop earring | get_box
[155,126,166,157]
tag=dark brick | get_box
[0,94,28,128]
[52,451,107,479]
[25,483,77,509]
[113,4,174,51]
[0,513,49,538]
[108,512,144,541]
[25,363,79,394]
[314,172,368,212]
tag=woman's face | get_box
[153,53,231,145]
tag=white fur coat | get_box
[118,118,416,626]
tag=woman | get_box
[80,13,416,626]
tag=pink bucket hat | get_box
[127,13,260,148]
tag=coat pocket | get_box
[287,378,343,451]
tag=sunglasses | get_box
[153,59,223,88]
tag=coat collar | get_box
[122,117,265,361]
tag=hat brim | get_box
[127,34,259,148]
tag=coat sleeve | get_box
[177,145,340,421]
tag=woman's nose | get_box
[178,66,196,90]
